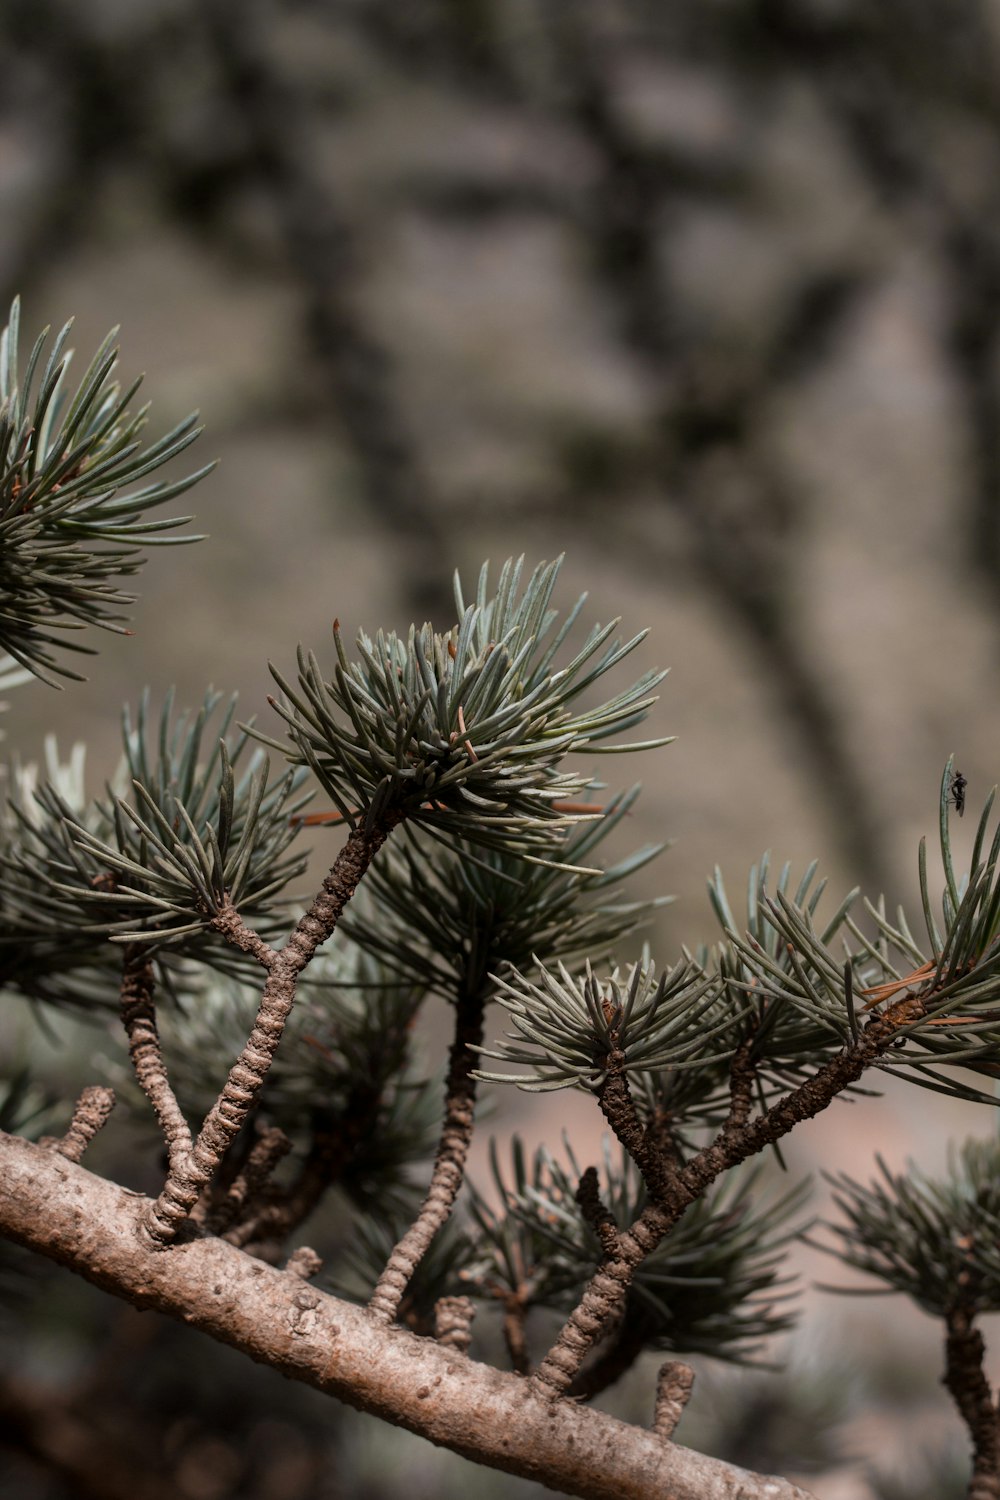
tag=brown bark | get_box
[534,1201,674,1394]
[210,1124,292,1237]
[434,1295,475,1353]
[502,1292,531,1376]
[0,1130,815,1500]
[596,1048,678,1204]
[655,1362,696,1440]
[147,818,399,1244]
[202,1070,386,1253]
[568,1310,649,1401]
[535,1002,910,1395]
[46,1084,116,1163]
[120,946,192,1174]
[369,992,486,1324]
[943,1307,1000,1500]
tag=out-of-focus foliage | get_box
[820,1135,1000,1318]
[0,299,210,685]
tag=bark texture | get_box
[0,1130,815,1500]
[47,1084,116,1163]
[536,1002,909,1393]
[369,992,485,1324]
[148,819,399,1243]
[944,1307,1000,1500]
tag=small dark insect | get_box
[950,770,968,818]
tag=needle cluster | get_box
[0,299,211,685]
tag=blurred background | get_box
[5,0,1000,1495]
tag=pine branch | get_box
[595,1047,678,1203]
[42,1084,116,1164]
[0,299,212,684]
[0,1131,816,1500]
[817,1129,1000,1495]
[208,1080,384,1252]
[368,989,486,1324]
[533,1000,907,1395]
[532,1198,676,1397]
[722,1037,758,1141]
[434,1294,476,1352]
[465,1135,801,1381]
[119,944,192,1174]
[285,1245,322,1281]
[654,1362,696,1441]
[211,894,277,970]
[502,1288,531,1376]
[943,1307,1000,1500]
[575,1165,620,1256]
[145,815,402,1244]
[567,1309,649,1402]
[208,1124,292,1238]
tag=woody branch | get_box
[144,815,402,1245]
[533,1001,913,1396]
[0,1130,816,1500]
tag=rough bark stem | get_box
[535,1004,909,1394]
[146,818,399,1245]
[0,1131,816,1500]
[368,991,485,1324]
[119,946,192,1173]
[46,1085,116,1164]
[943,1306,1000,1500]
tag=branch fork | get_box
[134,817,401,1247]
[0,1133,817,1500]
[535,1006,911,1396]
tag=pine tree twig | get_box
[567,1309,648,1402]
[186,1119,257,1227]
[368,991,486,1324]
[211,1079,385,1250]
[595,1049,676,1204]
[119,946,192,1174]
[595,1049,648,1170]
[644,1106,685,1174]
[42,1085,116,1164]
[145,816,402,1246]
[0,1133,817,1500]
[285,1245,322,1280]
[434,1295,476,1352]
[576,1166,620,1257]
[721,1036,758,1142]
[533,1199,674,1397]
[943,1305,1000,1500]
[653,1361,695,1440]
[211,895,277,969]
[206,1125,292,1237]
[534,1000,915,1396]
[726,1040,757,1131]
